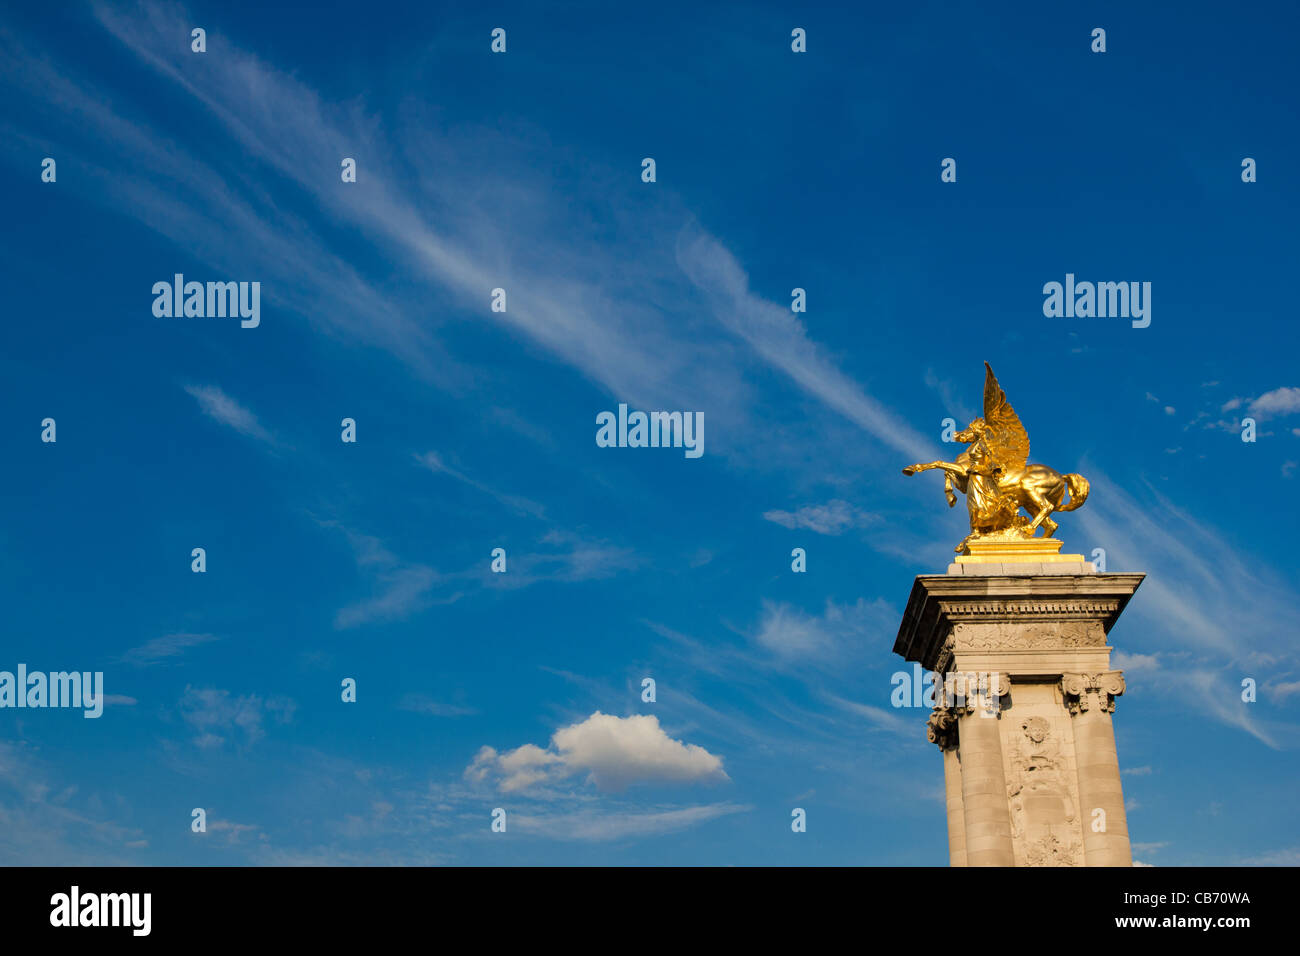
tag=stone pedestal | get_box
[895,548,1143,867]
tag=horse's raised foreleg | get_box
[903,461,967,478]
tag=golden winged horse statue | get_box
[902,363,1090,553]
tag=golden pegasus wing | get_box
[982,362,1029,470]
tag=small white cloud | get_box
[1248,387,1300,419]
[755,601,835,657]
[1111,651,1160,673]
[179,686,296,748]
[466,711,727,793]
[1242,390,1300,418]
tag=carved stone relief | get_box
[952,621,1105,650]
[1005,714,1082,866]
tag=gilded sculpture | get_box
[903,363,1090,553]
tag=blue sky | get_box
[1,0,1298,865]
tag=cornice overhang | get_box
[893,573,1145,670]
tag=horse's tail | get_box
[1057,473,1090,512]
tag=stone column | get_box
[927,705,966,866]
[1062,672,1132,866]
[893,562,1144,868]
[951,674,1015,866]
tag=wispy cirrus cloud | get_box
[205,817,266,847]
[1238,845,1300,866]
[754,597,897,665]
[675,228,936,462]
[826,695,914,736]
[183,385,275,444]
[414,451,546,520]
[925,368,978,424]
[335,565,442,630]
[763,499,879,535]
[0,742,147,865]
[1076,465,1299,748]
[483,530,641,590]
[317,523,450,629]
[117,632,218,666]
[77,1,747,420]
[397,694,478,718]
[3,0,941,481]
[508,802,749,842]
[319,519,637,627]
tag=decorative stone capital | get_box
[927,705,959,751]
[1061,671,1126,714]
[940,670,1010,717]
